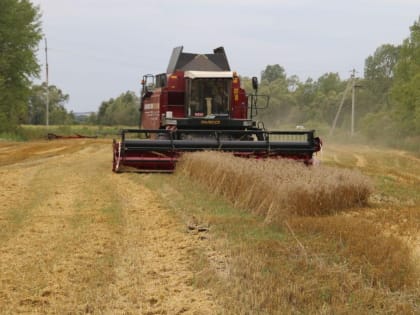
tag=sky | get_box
[31,0,419,113]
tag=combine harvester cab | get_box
[113,46,321,172]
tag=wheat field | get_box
[1,140,418,313]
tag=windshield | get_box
[187,78,231,117]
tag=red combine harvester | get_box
[112,46,321,172]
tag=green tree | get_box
[261,64,286,83]
[391,18,420,136]
[0,0,42,131]
[85,112,98,125]
[97,91,139,126]
[363,44,400,113]
[254,69,348,128]
[364,44,399,87]
[292,74,348,126]
[255,73,295,126]
[316,73,343,95]
[28,83,74,125]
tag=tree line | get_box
[0,0,418,149]
[245,18,420,149]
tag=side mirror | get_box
[252,77,258,91]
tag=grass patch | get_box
[7,208,28,226]
[0,208,30,240]
[0,132,26,141]
[244,226,286,241]
[100,205,123,226]
[374,174,420,204]
[323,145,420,206]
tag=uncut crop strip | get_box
[177,152,373,222]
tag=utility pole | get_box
[45,36,49,127]
[351,68,356,137]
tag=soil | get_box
[0,139,220,314]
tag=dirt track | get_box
[0,140,220,314]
